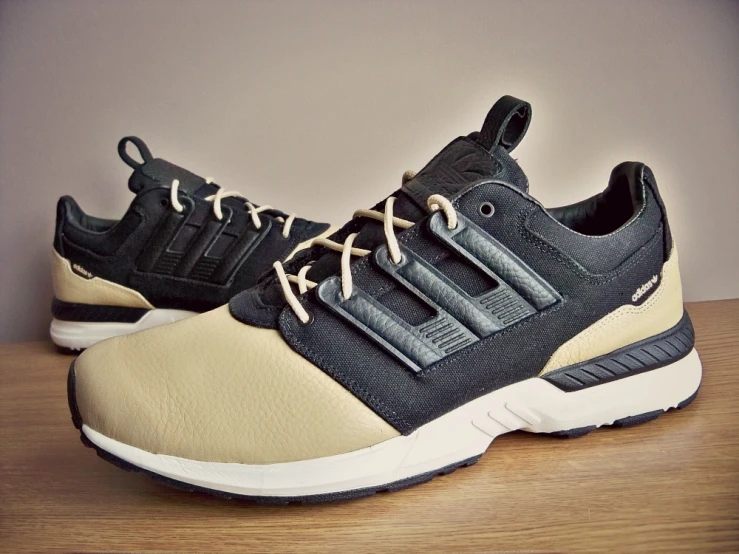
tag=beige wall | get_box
[1,0,737,342]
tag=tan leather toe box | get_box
[74,306,399,464]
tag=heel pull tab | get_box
[478,95,532,153]
[118,136,153,169]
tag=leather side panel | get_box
[540,246,684,374]
[74,306,399,464]
[51,249,154,309]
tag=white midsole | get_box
[82,349,701,498]
[51,308,197,350]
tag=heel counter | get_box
[53,197,71,256]
[51,198,69,300]
[542,310,695,391]
[50,248,154,309]
[541,245,685,374]
[641,165,673,261]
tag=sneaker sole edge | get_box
[51,308,197,350]
[68,349,702,503]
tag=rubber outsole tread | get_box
[548,388,699,438]
[543,313,695,392]
[67,361,700,502]
[56,344,83,355]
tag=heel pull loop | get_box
[478,95,532,153]
[118,136,153,169]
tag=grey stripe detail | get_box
[316,276,477,373]
[374,244,503,337]
[317,213,560,373]
[429,212,559,310]
[477,287,534,324]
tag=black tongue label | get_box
[118,136,207,194]
[401,138,502,209]
[402,96,534,209]
[130,158,206,194]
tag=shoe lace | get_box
[273,193,458,323]
[169,178,296,238]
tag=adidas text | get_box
[632,275,658,302]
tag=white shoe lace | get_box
[169,178,297,238]
[274,193,458,323]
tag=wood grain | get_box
[1,300,738,552]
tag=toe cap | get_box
[73,306,399,464]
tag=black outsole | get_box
[67,361,700,503]
[56,344,83,355]
[52,297,149,324]
[543,312,695,392]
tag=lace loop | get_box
[273,261,311,324]
[170,180,185,213]
[312,237,370,257]
[427,194,457,229]
[293,265,315,294]
[340,233,359,299]
[275,194,459,322]
[170,179,296,237]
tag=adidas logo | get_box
[632,275,658,302]
[72,264,93,279]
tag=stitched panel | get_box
[374,244,504,337]
[51,249,154,309]
[542,311,694,391]
[316,226,551,373]
[540,247,684,373]
[173,219,227,278]
[209,222,268,284]
[280,181,667,434]
[74,306,399,464]
[316,276,477,372]
[429,212,559,310]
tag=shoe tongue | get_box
[298,95,533,288]
[118,136,217,198]
[400,137,529,211]
[401,95,532,209]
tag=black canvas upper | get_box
[53,137,331,312]
[229,95,677,434]
[230,103,532,329]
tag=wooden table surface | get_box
[1,300,738,552]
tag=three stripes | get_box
[137,203,268,285]
[318,212,561,373]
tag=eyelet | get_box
[388,252,405,266]
[299,312,315,326]
[479,201,495,218]
[160,198,169,208]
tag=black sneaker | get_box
[68,97,700,502]
[51,136,332,350]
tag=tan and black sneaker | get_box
[68,96,701,502]
[50,137,332,350]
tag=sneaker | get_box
[68,97,701,502]
[51,136,332,350]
